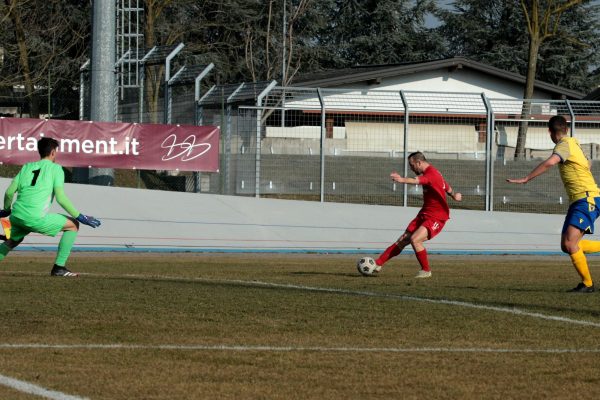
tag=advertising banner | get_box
[0,117,220,172]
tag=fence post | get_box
[224,83,245,195]
[79,60,89,121]
[163,43,184,124]
[399,91,409,207]
[566,99,576,136]
[254,81,278,198]
[317,88,326,202]
[138,66,145,123]
[481,93,494,211]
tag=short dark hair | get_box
[408,151,426,162]
[548,115,568,135]
[38,137,59,158]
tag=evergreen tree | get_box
[438,0,600,93]
[316,0,445,68]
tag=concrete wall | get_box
[0,177,565,254]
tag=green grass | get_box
[0,253,599,399]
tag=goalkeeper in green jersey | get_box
[0,137,101,276]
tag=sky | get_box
[425,0,452,28]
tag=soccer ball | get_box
[357,257,379,276]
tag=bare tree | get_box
[1,0,89,118]
[514,0,582,159]
[142,0,178,123]
[244,0,314,85]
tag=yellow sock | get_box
[579,240,600,254]
[569,249,593,287]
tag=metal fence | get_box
[97,83,600,214]
[211,87,600,214]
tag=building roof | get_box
[292,57,584,100]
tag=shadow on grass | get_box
[290,271,359,277]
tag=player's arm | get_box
[445,183,462,202]
[390,171,419,185]
[54,186,101,228]
[506,154,561,184]
[54,186,79,217]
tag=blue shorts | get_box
[562,197,600,234]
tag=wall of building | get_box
[337,68,553,99]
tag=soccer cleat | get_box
[567,283,595,293]
[50,265,79,277]
[414,270,432,279]
[373,264,382,273]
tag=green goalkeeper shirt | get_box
[4,159,79,220]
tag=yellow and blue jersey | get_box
[553,137,599,204]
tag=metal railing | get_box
[85,83,600,213]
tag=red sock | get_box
[415,249,430,272]
[376,243,401,266]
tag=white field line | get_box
[1,343,600,354]
[111,274,600,329]
[0,373,88,400]
[229,279,600,328]
[4,270,600,328]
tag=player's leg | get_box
[375,216,421,268]
[561,201,595,292]
[52,217,80,276]
[32,214,80,277]
[375,231,410,267]
[409,226,432,278]
[562,226,592,291]
[0,217,28,262]
[578,196,600,255]
[0,238,24,262]
[411,218,446,278]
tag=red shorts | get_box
[406,214,446,240]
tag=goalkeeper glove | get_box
[0,209,11,218]
[76,213,101,228]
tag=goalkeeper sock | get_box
[0,243,11,261]
[415,249,431,272]
[376,243,401,266]
[54,231,77,267]
[569,249,593,287]
[579,240,600,254]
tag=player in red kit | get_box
[375,152,462,278]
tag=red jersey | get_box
[415,165,450,221]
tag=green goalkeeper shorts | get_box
[9,214,68,241]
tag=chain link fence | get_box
[76,81,600,214]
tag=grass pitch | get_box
[1,252,599,399]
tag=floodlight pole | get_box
[89,0,116,186]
